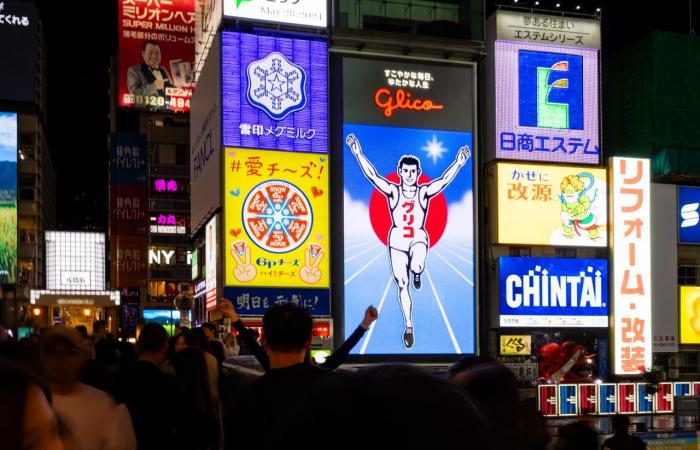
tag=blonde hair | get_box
[560,175,585,192]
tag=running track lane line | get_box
[426,270,461,354]
[439,246,474,266]
[344,250,386,285]
[344,240,375,251]
[359,276,394,355]
[443,241,475,255]
[345,244,382,263]
[431,250,474,287]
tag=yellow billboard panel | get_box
[680,286,700,344]
[496,162,607,247]
[224,148,329,288]
[500,335,532,355]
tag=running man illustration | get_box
[345,133,471,348]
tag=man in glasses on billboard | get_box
[346,134,470,348]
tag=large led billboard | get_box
[679,186,700,244]
[223,0,326,28]
[46,232,106,291]
[222,31,328,153]
[495,40,600,164]
[0,3,36,103]
[343,57,475,355]
[205,215,218,311]
[680,286,700,344]
[611,158,651,375]
[499,257,608,327]
[0,112,17,284]
[223,147,330,314]
[495,162,607,247]
[118,0,195,112]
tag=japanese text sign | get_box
[119,0,195,112]
[224,148,329,289]
[500,335,532,355]
[222,31,328,153]
[611,157,651,375]
[495,10,601,49]
[495,40,600,164]
[495,162,607,247]
[223,0,326,28]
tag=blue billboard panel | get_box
[223,287,330,317]
[679,186,700,244]
[558,384,578,416]
[343,124,475,355]
[599,383,617,414]
[0,112,17,284]
[499,256,608,327]
[221,31,328,153]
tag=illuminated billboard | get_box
[221,31,328,153]
[343,57,475,355]
[224,148,329,289]
[205,215,218,311]
[679,186,700,244]
[680,286,700,344]
[223,0,326,28]
[495,162,607,247]
[495,40,600,164]
[0,3,36,103]
[499,257,608,327]
[611,157,651,375]
[0,112,17,284]
[118,0,195,112]
[46,232,106,291]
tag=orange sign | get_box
[373,88,444,118]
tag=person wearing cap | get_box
[41,326,135,450]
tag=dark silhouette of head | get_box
[262,304,312,353]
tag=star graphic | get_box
[267,74,285,93]
[422,135,447,164]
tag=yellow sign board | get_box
[500,335,532,355]
[680,286,700,344]
[495,162,607,247]
[224,148,329,288]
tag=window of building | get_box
[678,352,699,374]
[157,144,177,165]
[19,188,35,201]
[555,248,577,258]
[679,265,698,286]
[509,247,531,257]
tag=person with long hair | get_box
[172,347,219,450]
[0,359,63,450]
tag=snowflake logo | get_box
[246,51,308,121]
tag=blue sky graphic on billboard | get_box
[343,123,475,355]
[519,50,584,130]
[0,112,17,284]
[499,257,608,327]
[679,186,700,244]
[222,32,327,153]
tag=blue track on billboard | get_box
[343,123,475,355]
[223,287,330,317]
[679,186,700,244]
[499,257,608,327]
[110,133,147,184]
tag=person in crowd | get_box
[113,323,177,450]
[172,347,219,450]
[74,326,114,395]
[236,328,260,356]
[0,323,9,342]
[230,303,336,450]
[74,326,88,340]
[223,332,240,357]
[201,323,226,364]
[41,326,135,450]
[602,415,647,450]
[93,320,119,367]
[556,419,599,450]
[0,359,64,450]
[268,364,495,450]
[218,298,378,371]
[448,356,550,450]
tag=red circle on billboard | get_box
[368,173,448,248]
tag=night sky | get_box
[32,0,700,231]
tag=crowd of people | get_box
[0,302,647,450]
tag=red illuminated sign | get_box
[373,88,444,118]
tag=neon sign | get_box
[154,179,179,192]
[373,88,444,118]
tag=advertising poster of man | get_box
[343,58,476,354]
[118,0,195,112]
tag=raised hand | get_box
[346,133,362,156]
[232,245,256,283]
[300,248,323,284]
[456,145,471,167]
